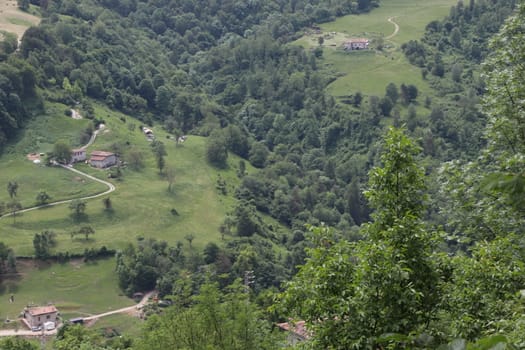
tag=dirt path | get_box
[0,327,57,337]
[0,292,155,337]
[83,291,155,322]
[0,165,115,219]
[71,109,82,120]
[80,128,99,150]
[0,129,115,220]
[385,16,400,39]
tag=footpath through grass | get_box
[0,258,133,325]
[294,0,457,97]
[0,102,243,256]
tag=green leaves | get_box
[280,129,443,348]
[365,127,426,230]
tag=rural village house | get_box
[90,151,117,168]
[343,38,369,50]
[277,320,310,346]
[71,148,86,163]
[22,305,58,329]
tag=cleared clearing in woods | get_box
[0,0,39,42]
[294,0,458,97]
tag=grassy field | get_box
[91,313,143,338]
[0,103,108,216]
[293,0,457,97]
[0,101,246,256]
[0,0,40,41]
[0,258,134,323]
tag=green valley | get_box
[0,0,523,348]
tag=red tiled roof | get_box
[91,151,114,157]
[345,38,369,43]
[277,320,310,339]
[28,305,58,316]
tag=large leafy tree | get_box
[436,5,525,344]
[436,4,525,242]
[135,281,281,350]
[52,141,72,164]
[279,128,442,348]
[481,3,525,211]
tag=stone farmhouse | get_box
[90,151,117,168]
[71,148,86,163]
[343,38,369,50]
[22,305,58,329]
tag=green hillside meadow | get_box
[0,102,244,256]
[293,0,457,96]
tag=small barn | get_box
[23,305,58,329]
[90,151,117,168]
[277,320,310,346]
[71,148,86,163]
[343,38,369,50]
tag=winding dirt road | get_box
[0,129,115,219]
[385,16,400,39]
[83,290,155,321]
[0,292,155,337]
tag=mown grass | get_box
[0,101,247,255]
[7,17,34,27]
[293,0,457,97]
[0,258,134,324]
[91,313,143,338]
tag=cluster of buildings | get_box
[71,149,117,168]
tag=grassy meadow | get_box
[0,101,246,256]
[0,258,133,322]
[0,0,40,41]
[294,0,458,97]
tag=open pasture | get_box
[0,258,133,323]
[0,102,244,256]
[0,0,39,41]
[294,0,458,96]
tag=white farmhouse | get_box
[23,305,58,329]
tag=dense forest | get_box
[1,0,525,348]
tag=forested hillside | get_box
[5,0,516,232]
[1,0,524,348]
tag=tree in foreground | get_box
[135,281,281,350]
[279,127,443,348]
[0,337,37,350]
[437,5,525,343]
[52,141,72,164]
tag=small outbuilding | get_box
[23,305,58,329]
[90,151,117,168]
[71,148,87,163]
